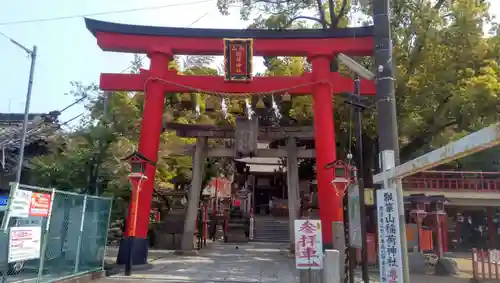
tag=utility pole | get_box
[1,32,38,184]
[15,45,37,184]
[373,0,411,282]
[353,77,369,283]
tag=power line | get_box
[0,0,214,26]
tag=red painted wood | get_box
[95,31,374,56]
[99,71,377,95]
[403,174,500,192]
[311,55,338,246]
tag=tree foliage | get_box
[216,0,500,179]
[28,55,234,211]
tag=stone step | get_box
[253,240,290,243]
[254,229,289,235]
[254,227,289,231]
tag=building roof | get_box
[85,18,374,39]
[0,112,60,173]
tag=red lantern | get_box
[325,160,351,196]
[121,151,153,236]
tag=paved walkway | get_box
[99,242,298,283]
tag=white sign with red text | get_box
[8,226,42,263]
[377,188,403,283]
[294,219,323,270]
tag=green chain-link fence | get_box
[0,183,113,283]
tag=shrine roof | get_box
[85,18,374,39]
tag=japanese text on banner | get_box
[294,219,323,270]
[376,189,403,283]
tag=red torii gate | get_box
[85,18,376,264]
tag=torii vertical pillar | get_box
[181,137,207,252]
[310,53,340,249]
[117,49,171,265]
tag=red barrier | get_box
[472,248,500,281]
[356,234,377,265]
[403,171,500,192]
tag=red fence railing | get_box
[472,248,500,281]
[402,171,500,192]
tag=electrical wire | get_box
[0,0,215,26]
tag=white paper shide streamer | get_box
[271,95,281,120]
[245,99,254,120]
[221,98,228,119]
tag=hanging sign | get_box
[223,38,253,81]
[10,189,33,218]
[348,184,362,248]
[8,226,42,263]
[294,219,323,270]
[376,188,403,283]
[29,193,52,217]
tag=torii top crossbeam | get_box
[85,18,376,95]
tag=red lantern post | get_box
[121,151,153,276]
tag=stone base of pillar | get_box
[332,221,346,282]
[116,237,149,265]
[299,269,322,283]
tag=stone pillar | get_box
[117,49,170,265]
[309,53,339,249]
[181,137,207,252]
[286,137,299,250]
[488,207,496,248]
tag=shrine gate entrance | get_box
[85,18,376,264]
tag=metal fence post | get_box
[101,198,113,271]
[0,183,18,283]
[1,182,19,231]
[37,188,56,283]
[74,195,88,274]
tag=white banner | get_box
[8,226,42,263]
[294,219,323,270]
[348,184,362,248]
[10,189,33,218]
[376,188,403,283]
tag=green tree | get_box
[29,54,235,212]
[216,0,500,182]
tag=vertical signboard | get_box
[294,219,324,270]
[348,184,362,248]
[223,38,253,81]
[235,117,258,156]
[376,188,403,283]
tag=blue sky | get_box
[0,0,499,126]
[0,0,258,124]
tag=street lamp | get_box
[1,32,38,183]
